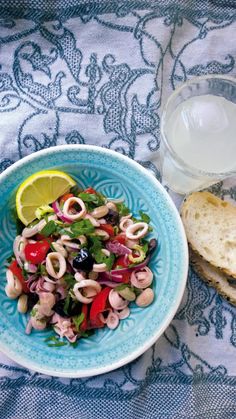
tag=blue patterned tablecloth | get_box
[0,1,236,418]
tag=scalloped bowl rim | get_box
[0,145,188,377]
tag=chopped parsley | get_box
[6,254,15,265]
[72,313,85,332]
[40,220,58,237]
[44,335,67,347]
[89,236,115,270]
[63,294,71,315]
[70,185,82,195]
[116,202,130,216]
[61,219,95,238]
[78,192,105,207]
[63,273,76,288]
[139,211,150,224]
[30,308,37,317]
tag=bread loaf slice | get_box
[190,250,236,306]
[181,192,236,278]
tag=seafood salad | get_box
[5,182,157,346]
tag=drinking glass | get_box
[160,75,236,195]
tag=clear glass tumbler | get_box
[160,75,236,195]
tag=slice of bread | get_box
[190,250,236,306]
[180,192,236,278]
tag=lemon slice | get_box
[16,170,76,225]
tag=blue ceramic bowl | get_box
[0,145,188,377]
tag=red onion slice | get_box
[96,277,120,288]
[101,272,124,283]
[52,201,73,223]
[106,240,131,255]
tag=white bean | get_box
[118,287,136,301]
[46,252,66,279]
[90,205,109,219]
[85,214,100,227]
[63,197,86,221]
[135,288,154,307]
[92,263,107,273]
[106,202,117,211]
[114,307,130,320]
[17,294,28,313]
[126,222,149,240]
[94,228,110,240]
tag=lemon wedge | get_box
[16,170,76,225]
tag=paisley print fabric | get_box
[0,1,236,418]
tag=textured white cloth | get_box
[0,2,236,418]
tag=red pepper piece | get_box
[113,233,126,245]
[24,239,51,264]
[90,287,111,328]
[80,304,88,332]
[114,255,129,268]
[9,260,29,293]
[113,255,131,283]
[84,187,96,194]
[99,224,114,236]
[59,193,74,205]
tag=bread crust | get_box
[181,191,236,278]
[190,249,236,306]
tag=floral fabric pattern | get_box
[0,1,236,418]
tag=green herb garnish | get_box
[139,211,150,224]
[61,219,95,238]
[6,254,14,264]
[36,264,47,276]
[70,185,82,195]
[116,202,130,216]
[80,330,94,338]
[44,335,67,347]
[89,236,115,270]
[113,226,119,235]
[115,283,140,296]
[70,341,79,348]
[31,308,37,317]
[72,313,85,332]
[104,253,115,271]
[78,192,105,207]
[63,294,71,315]
[40,220,58,237]
[35,205,54,220]
[89,236,103,255]
[63,273,76,288]
[115,283,129,291]
[140,239,149,255]
[22,266,28,279]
